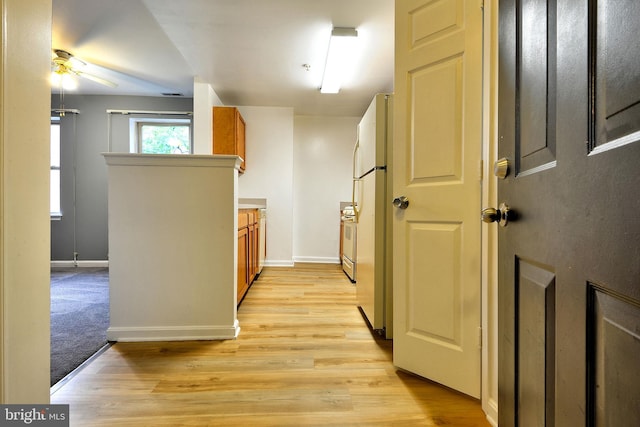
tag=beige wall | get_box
[0,0,52,402]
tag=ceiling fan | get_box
[51,49,118,89]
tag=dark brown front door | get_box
[498,1,640,425]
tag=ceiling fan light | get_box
[51,70,77,90]
[50,71,62,86]
[63,73,78,90]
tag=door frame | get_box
[0,0,52,402]
[480,2,499,425]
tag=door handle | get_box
[392,196,409,209]
[481,202,512,227]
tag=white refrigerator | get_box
[353,93,393,339]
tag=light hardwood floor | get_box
[52,263,490,426]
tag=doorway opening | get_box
[50,267,110,388]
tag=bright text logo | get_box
[0,405,68,426]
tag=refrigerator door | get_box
[353,93,392,337]
[356,94,388,177]
[356,168,387,331]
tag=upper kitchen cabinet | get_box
[212,106,246,173]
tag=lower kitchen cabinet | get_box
[237,225,249,302]
[237,208,261,304]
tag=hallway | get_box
[51,263,489,426]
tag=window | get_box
[130,118,192,154]
[51,117,61,218]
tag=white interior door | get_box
[392,0,483,398]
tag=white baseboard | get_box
[292,256,340,264]
[107,322,240,342]
[484,398,498,427]
[51,260,109,268]
[264,260,295,267]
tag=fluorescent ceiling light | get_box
[320,27,358,94]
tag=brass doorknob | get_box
[494,158,510,179]
[481,202,511,227]
[392,196,409,209]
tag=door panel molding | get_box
[515,258,556,427]
[591,0,640,147]
[410,55,463,182]
[516,0,557,175]
[407,221,462,347]
[587,283,640,426]
[409,0,464,48]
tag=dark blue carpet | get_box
[50,267,109,386]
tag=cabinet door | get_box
[247,210,258,283]
[212,107,236,154]
[253,210,259,277]
[237,226,249,303]
[212,106,246,173]
[248,223,255,284]
[236,111,246,172]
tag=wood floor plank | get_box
[51,263,490,426]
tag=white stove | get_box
[341,206,356,282]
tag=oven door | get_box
[342,219,356,282]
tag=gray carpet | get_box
[50,267,110,386]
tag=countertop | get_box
[239,198,267,209]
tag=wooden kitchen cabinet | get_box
[212,106,246,173]
[237,208,260,304]
[247,210,258,284]
[237,225,249,302]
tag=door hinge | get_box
[480,0,484,10]
[478,326,483,349]
[479,159,484,181]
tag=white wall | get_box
[237,106,295,266]
[193,78,224,154]
[293,116,359,263]
[233,108,359,266]
[0,0,52,403]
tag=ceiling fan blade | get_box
[75,70,118,88]
[53,48,116,88]
[52,48,179,95]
